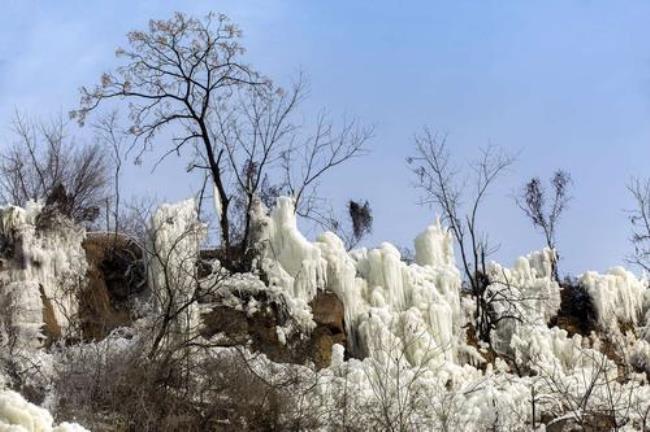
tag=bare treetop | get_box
[516,170,572,280]
[408,127,515,343]
[628,177,650,273]
[212,76,372,255]
[0,112,109,224]
[72,11,266,253]
[409,129,513,253]
[73,12,263,137]
[281,111,371,233]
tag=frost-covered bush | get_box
[487,248,561,355]
[52,335,323,431]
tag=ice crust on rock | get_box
[0,203,87,347]
[580,266,646,327]
[147,199,205,342]
[254,197,327,303]
[245,196,650,428]
[254,197,463,363]
[6,194,650,430]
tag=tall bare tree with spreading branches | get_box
[408,128,514,343]
[74,12,371,266]
[72,12,263,253]
[516,170,572,281]
[93,110,129,235]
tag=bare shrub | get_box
[0,113,109,223]
[53,335,326,432]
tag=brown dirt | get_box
[201,290,347,369]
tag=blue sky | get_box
[2,1,650,275]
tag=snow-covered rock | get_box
[580,267,646,328]
[254,197,463,365]
[6,194,650,431]
[0,202,87,348]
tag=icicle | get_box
[147,200,206,344]
[213,181,222,224]
[414,217,455,268]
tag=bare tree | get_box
[74,12,370,267]
[73,12,264,251]
[628,177,650,273]
[209,75,372,253]
[0,112,109,223]
[516,170,572,281]
[282,110,372,225]
[209,79,302,254]
[93,111,129,236]
[407,128,514,343]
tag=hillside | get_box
[1,196,650,431]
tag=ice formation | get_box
[5,194,650,430]
[212,182,222,224]
[487,248,562,353]
[245,196,650,429]
[0,203,87,347]
[0,389,88,432]
[254,197,327,303]
[580,266,646,327]
[254,197,463,364]
[147,199,206,341]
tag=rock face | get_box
[80,232,146,341]
[80,231,345,363]
[309,291,347,367]
[201,290,346,369]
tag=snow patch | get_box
[0,389,89,431]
